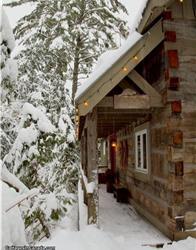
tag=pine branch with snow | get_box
[0,9,20,158]
[5,102,79,242]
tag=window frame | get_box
[135,127,149,174]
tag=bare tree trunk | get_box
[71,1,86,103]
[72,37,81,104]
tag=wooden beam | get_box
[128,70,163,107]
[119,80,132,90]
[97,107,151,115]
[114,94,150,109]
[97,96,113,107]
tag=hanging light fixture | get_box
[84,101,89,107]
[123,66,128,72]
[134,55,138,60]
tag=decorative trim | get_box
[171,100,182,113]
[168,77,180,90]
[165,31,176,42]
[167,50,179,68]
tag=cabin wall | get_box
[163,0,196,237]
[115,3,196,240]
[115,111,173,238]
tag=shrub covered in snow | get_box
[5,101,79,242]
[1,6,79,244]
[1,160,28,247]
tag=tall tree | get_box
[65,0,128,101]
[7,0,128,102]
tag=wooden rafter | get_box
[128,70,163,107]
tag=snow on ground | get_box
[39,185,196,250]
[99,185,168,244]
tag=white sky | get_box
[3,1,37,28]
[120,0,148,31]
[3,0,147,30]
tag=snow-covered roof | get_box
[75,1,150,102]
[75,31,142,100]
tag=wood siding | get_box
[114,12,196,240]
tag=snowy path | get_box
[39,185,196,250]
[99,184,168,246]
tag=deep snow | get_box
[38,185,196,250]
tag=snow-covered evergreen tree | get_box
[7,0,128,102]
[65,0,129,101]
[0,8,19,158]
[2,4,79,242]
[5,100,79,242]
[1,9,28,247]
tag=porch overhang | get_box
[76,19,164,117]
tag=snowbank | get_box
[78,180,88,230]
[1,160,29,193]
[38,226,196,250]
[39,185,196,250]
[162,237,195,250]
[1,182,27,247]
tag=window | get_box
[135,129,148,172]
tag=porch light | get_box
[123,66,128,72]
[134,55,138,60]
[84,101,89,107]
[111,142,117,147]
[179,0,183,2]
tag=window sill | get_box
[133,169,150,183]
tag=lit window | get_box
[135,129,148,172]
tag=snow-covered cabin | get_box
[75,0,196,240]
